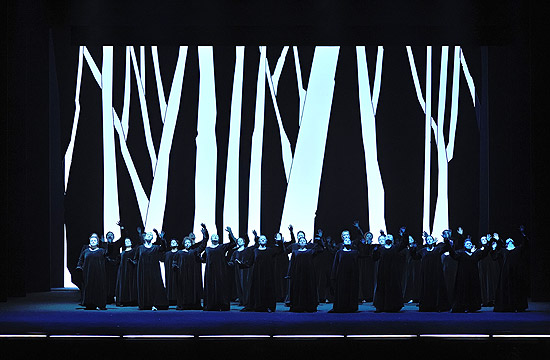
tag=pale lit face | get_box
[237,238,245,247]
[144,232,153,242]
[298,238,307,247]
[259,235,267,245]
[480,236,487,245]
[275,233,282,241]
[506,238,514,247]
[184,239,192,249]
[124,238,132,247]
[297,231,306,242]
[426,236,435,245]
[464,240,473,250]
[378,235,386,245]
[89,236,99,247]
[341,231,351,246]
[170,239,178,248]
[385,234,394,246]
[106,232,114,241]
[211,234,219,245]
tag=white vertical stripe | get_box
[423,46,432,235]
[292,46,307,126]
[356,46,387,237]
[151,46,167,122]
[446,46,461,162]
[121,47,131,138]
[145,46,188,232]
[223,46,245,238]
[101,46,121,238]
[372,46,384,115]
[140,46,146,92]
[193,46,218,238]
[279,46,340,236]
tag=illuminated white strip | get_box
[371,46,384,115]
[347,335,416,339]
[266,57,293,181]
[292,46,307,126]
[151,46,167,122]
[0,334,48,338]
[446,46,461,162]
[460,53,477,107]
[198,335,271,339]
[279,46,339,236]
[121,47,131,138]
[49,335,120,339]
[356,46,387,236]
[419,334,490,339]
[272,46,289,93]
[140,46,146,92]
[123,335,195,339]
[64,46,84,192]
[135,46,157,171]
[493,335,550,339]
[248,46,267,236]
[102,46,121,239]
[223,46,245,238]
[145,46,188,233]
[422,46,432,235]
[431,46,450,240]
[273,335,345,338]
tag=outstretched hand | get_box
[225,226,232,233]
[457,227,464,235]
[288,224,293,232]
[353,220,360,228]
[399,226,406,236]
[317,229,323,238]
[252,229,258,237]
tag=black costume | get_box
[228,246,254,307]
[372,233,408,312]
[76,243,109,310]
[172,236,208,310]
[409,242,451,312]
[330,246,365,313]
[287,242,323,312]
[115,244,138,306]
[314,236,335,303]
[132,236,169,310]
[202,238,236,311]
[445,238,490,312]
[163,248,179,306]
[491,234,529,312]
[478,241,500,306]
[402,244,421,303]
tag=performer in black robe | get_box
[163,237,180,306]
[402,235,422,303]
[313,229,334,304]
[442,227,463,304]
[172,225,208,310]
[372,228,408,312]
[287,229,324,312]
[104,230,121,304]
[491,226,529,312]
[227,230,254,307]
[238,234,283,312]
[273,232,289,302]
[478,233,500,307]
[409,232,451,312]
[284,225,314,307]
[132,229,169,310]
[444,233,490,312]
[329,230,368,313]
[76,233,109,310]
[201,226,236,311]
[115,235,138,306]
[352,221,375,303]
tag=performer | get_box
[283,225,314,307]
[402,234,421,304]
[444,232,490,312]
[287,229,323,312]
[201,226,236,311]
[273,232,289,302]
[115,233,138,307]
[227,229,254,307]
[352,221,374,303]
[163,237,180,306]
[491,226,529,312]
[104,230,121,304]
[76,233,109,310]
[478,233,500,307]
[238,234,283,312]
[314,229,335,303]
[132,229,169,310]
[372,227,408,312]
[329,230,367,313]
[442,227,462,304]
[172,225,208,310]
[409,232,450,312]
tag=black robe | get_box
[357,243,374,302]
[115,247,138,306]
[372,237,407,312]
[76,246,108,309]
[274,246,290,302]
[314,238,335,303]
[133,243,169,310]
[447,242,490,312]
[228,246,254,307]
[478,248,500,306]
[288,244,323,312]
[163,249,179,306]
[202,242,235,311]
[243,245,283,311]
[283,235,315,306]
[105,239,122,304]
[410,243,451,312]
[491,236,529,312]
[330,248,361,312]
[172,238,207,310]
[403,247,422,302]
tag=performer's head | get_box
[144,232,154,243]
[275,232,282,241]
[378,234,386,245]
[259,235,268,246]
[385,234,394,247]
[106,231,115,241]
[425,235,435,246]
[89,233,99,248]
[480,236,488,245]
[506,238,515,250]
[464,238,473,251]
[183,236,193,249]
[211,234,220,245]
[189,232,196,241]
[364,232,373,244]
[341,230,352,246]
[237,237,246,247]
[297,230,306,241]
[170,239,179,249]
[124,238,132,248]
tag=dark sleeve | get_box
[330,251,340,280]
[195,237,208,253]
[444,239,459,260]
[76,249,85,270]
[475,245,490,261]
[371,246,381,261]
[130,247,140,265]
[409,245,422,260]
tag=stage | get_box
[2,289,550,359]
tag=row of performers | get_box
[76,222,529,313]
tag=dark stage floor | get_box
[1,289,550,359]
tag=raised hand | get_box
[252,229,258,237]
[399,226,406,236]
[317,229,323,238]
[487,233,492,242]
[379,229,385,236]
[353,220,360,228]
[153,228,159,235]
[225,226,232,233]
[493,233,500,241]
[160,231,165,239]
[423,231,429,238]
[288,224,293,232]
[492,242,497,251]
[408,236,415,245]
[457,227,464,235]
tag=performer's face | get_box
[464,240,473,250]
[170,239,178,248]
[259,235,267,245]
[341,231,351,246]
[89,235,99,247]
[365,233,373,242]
[275,233,282,241]
[378,236,386,245]
[124,238,132,247]
[385,234,393,246]
[144,232,153,242]
[426,236,435,245]
[298,238,307,247]
[184,239,192,249]
[480,236,487,245]
[211,234,219,245]
[237,238,245,247]
[106,232,114,241]
[297,231,306,242]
